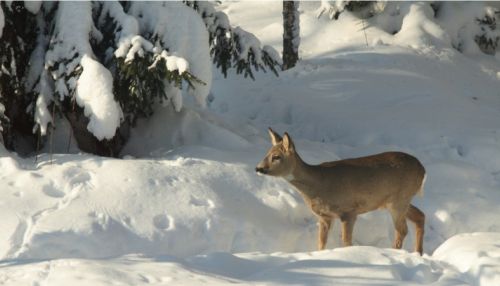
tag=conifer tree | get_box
[0,1,281,156]
[185,1,282,79]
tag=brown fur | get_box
[256,128,426,255]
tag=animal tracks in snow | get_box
[189,196,215,209]
[7,167,96,259]
[42,184,65,198]
[153,214,175,231]
[63,167,94,191]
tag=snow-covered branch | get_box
[186,1,282,79]
[44,2,122,140]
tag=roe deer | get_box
[256,128,426,255]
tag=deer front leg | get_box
[340,213,357,247]
[318,216,332,250]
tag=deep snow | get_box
[1,1,500,285]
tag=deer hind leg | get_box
[340,213,357,247]
[318,216,332,250]
[406,204,425,255]
[388,206,408,250]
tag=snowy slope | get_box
[2,1,500,285]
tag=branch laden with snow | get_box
[1,1,270,154]
[43,2,122,141]
[94,1,207,125]
[316,1,376,20]
[0,1,213,155]
[186,1,282,79]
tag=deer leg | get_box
[318,216,332,250]
[340,213,357,247]
[406,204,425,255]
[389,206,408,250]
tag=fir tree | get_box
[0,1,38,154]
[185,1,282,79]
[0,1,281,157]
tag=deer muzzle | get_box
[255,167,268,174]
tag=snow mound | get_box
[5,242,500,285]
[434,233,500,286]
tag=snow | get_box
[76,55,122,140]
[395,3,451,49]
[2,1,500,285]
[101,1,140,61]
[121,35,154,63]
[33,70,53,135]
[434,233,500,286]
[23,1,42,14]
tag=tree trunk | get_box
[282,1,300,70]
[64,105,128,157]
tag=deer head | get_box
[256,128,296,177]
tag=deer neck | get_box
[284,152,320,197]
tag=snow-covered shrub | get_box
[474,12,500,55]
[0,1,277,156]
[317,0,375,20]
[437,2,500,56]
[94,2,205,126]
[318,1,500,57]
[0,2,206,155]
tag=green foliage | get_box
[186,0,281,80]
[233,33,280,79]
[113,52,205,125]
[475,13,500,55]
[93,2,205,127]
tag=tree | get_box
[0,1,281,157]
[0,1,38,154]
[282,1,300,70]
[186,1,282,79]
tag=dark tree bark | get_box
[282,1,300,70]
[64,104,128,158]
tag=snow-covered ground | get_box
[2,1,500,285]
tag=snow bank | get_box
[434,233,500,286]
[395,3,451,49]
[7,240,500,285]
[0,150,313,260]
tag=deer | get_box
[256,128,426,255]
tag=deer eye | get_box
[271,155,281,162]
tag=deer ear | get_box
[268,127,282,146]
[283,132,295,152]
